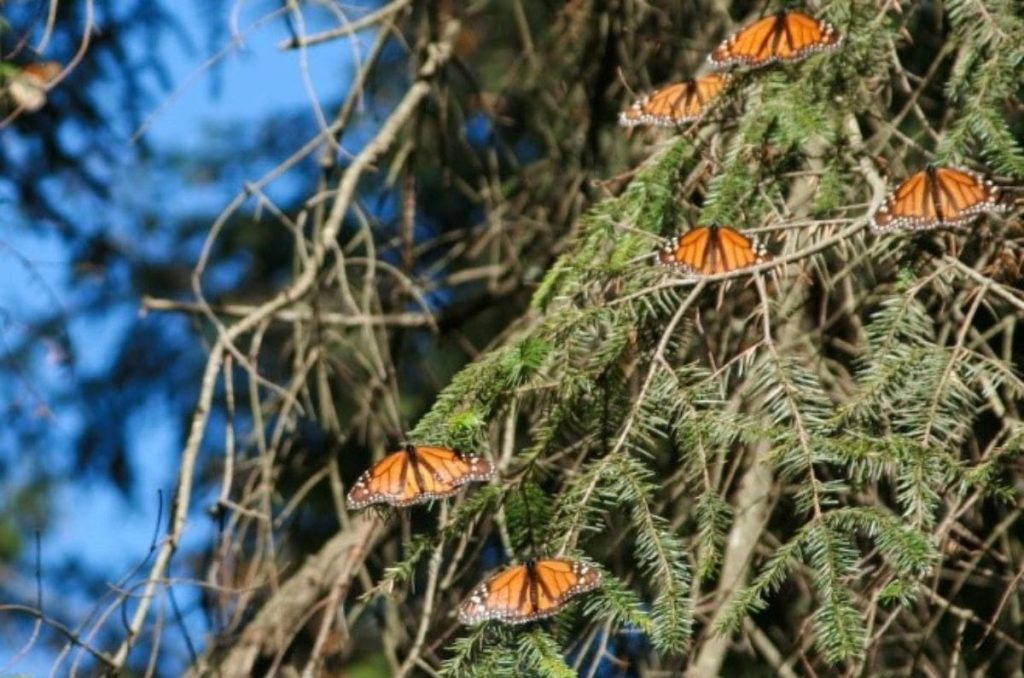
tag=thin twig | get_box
[278,0,412,50]
[110,21,463,670]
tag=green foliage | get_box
[365,1,1024,675]
[805,523,865,663]
[611,454,693,651]
[582,570,654,634]
[718,505,935,663]
[506,482,554,550]
[694,491,732,581]
[444,629,580,678]
[369,483,507,596]
[532,137,695,309]
[716,534,803,633]
[939,0,1024,174]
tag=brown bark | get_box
[190,516,383,678]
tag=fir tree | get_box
[399,1,1024,675]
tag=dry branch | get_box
[188,516,384,677]
[141,296,435,328]
[110,19,462,670]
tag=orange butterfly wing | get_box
[874,170,930,231]
[772,11,840,61]
[708,11,841,68]
[665,226,713,272]
[529,559,601,617]
[658,225,765,276]
[619,74,731,127]
[710,14,778,66]
[933,167,1003,224]
[871,166,1006,232]
[408,445,495,496]
[347,445,494,509]
[458,559,602,625]
[714,225,762,273]
[346,450,420,509]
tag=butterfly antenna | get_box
[626,250,661,266]
[694,309,719,374]
[616,66,638,99]
[519,485,539,558]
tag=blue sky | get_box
[1,1,374,672]
[146,1,361,147]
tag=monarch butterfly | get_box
[870,165,1008,233]
[6,61,62,112]
[658,224,768,276]
[346,444,494,510]
[458,558,602,625]
[707,11,842,69]
[619,73,732,128]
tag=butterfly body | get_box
[708,11,842,69]
[871,165,1007,233]
[619,74,731,127]
[658,224,767,277]
[458,558,602,625]
[346,444,494,509]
